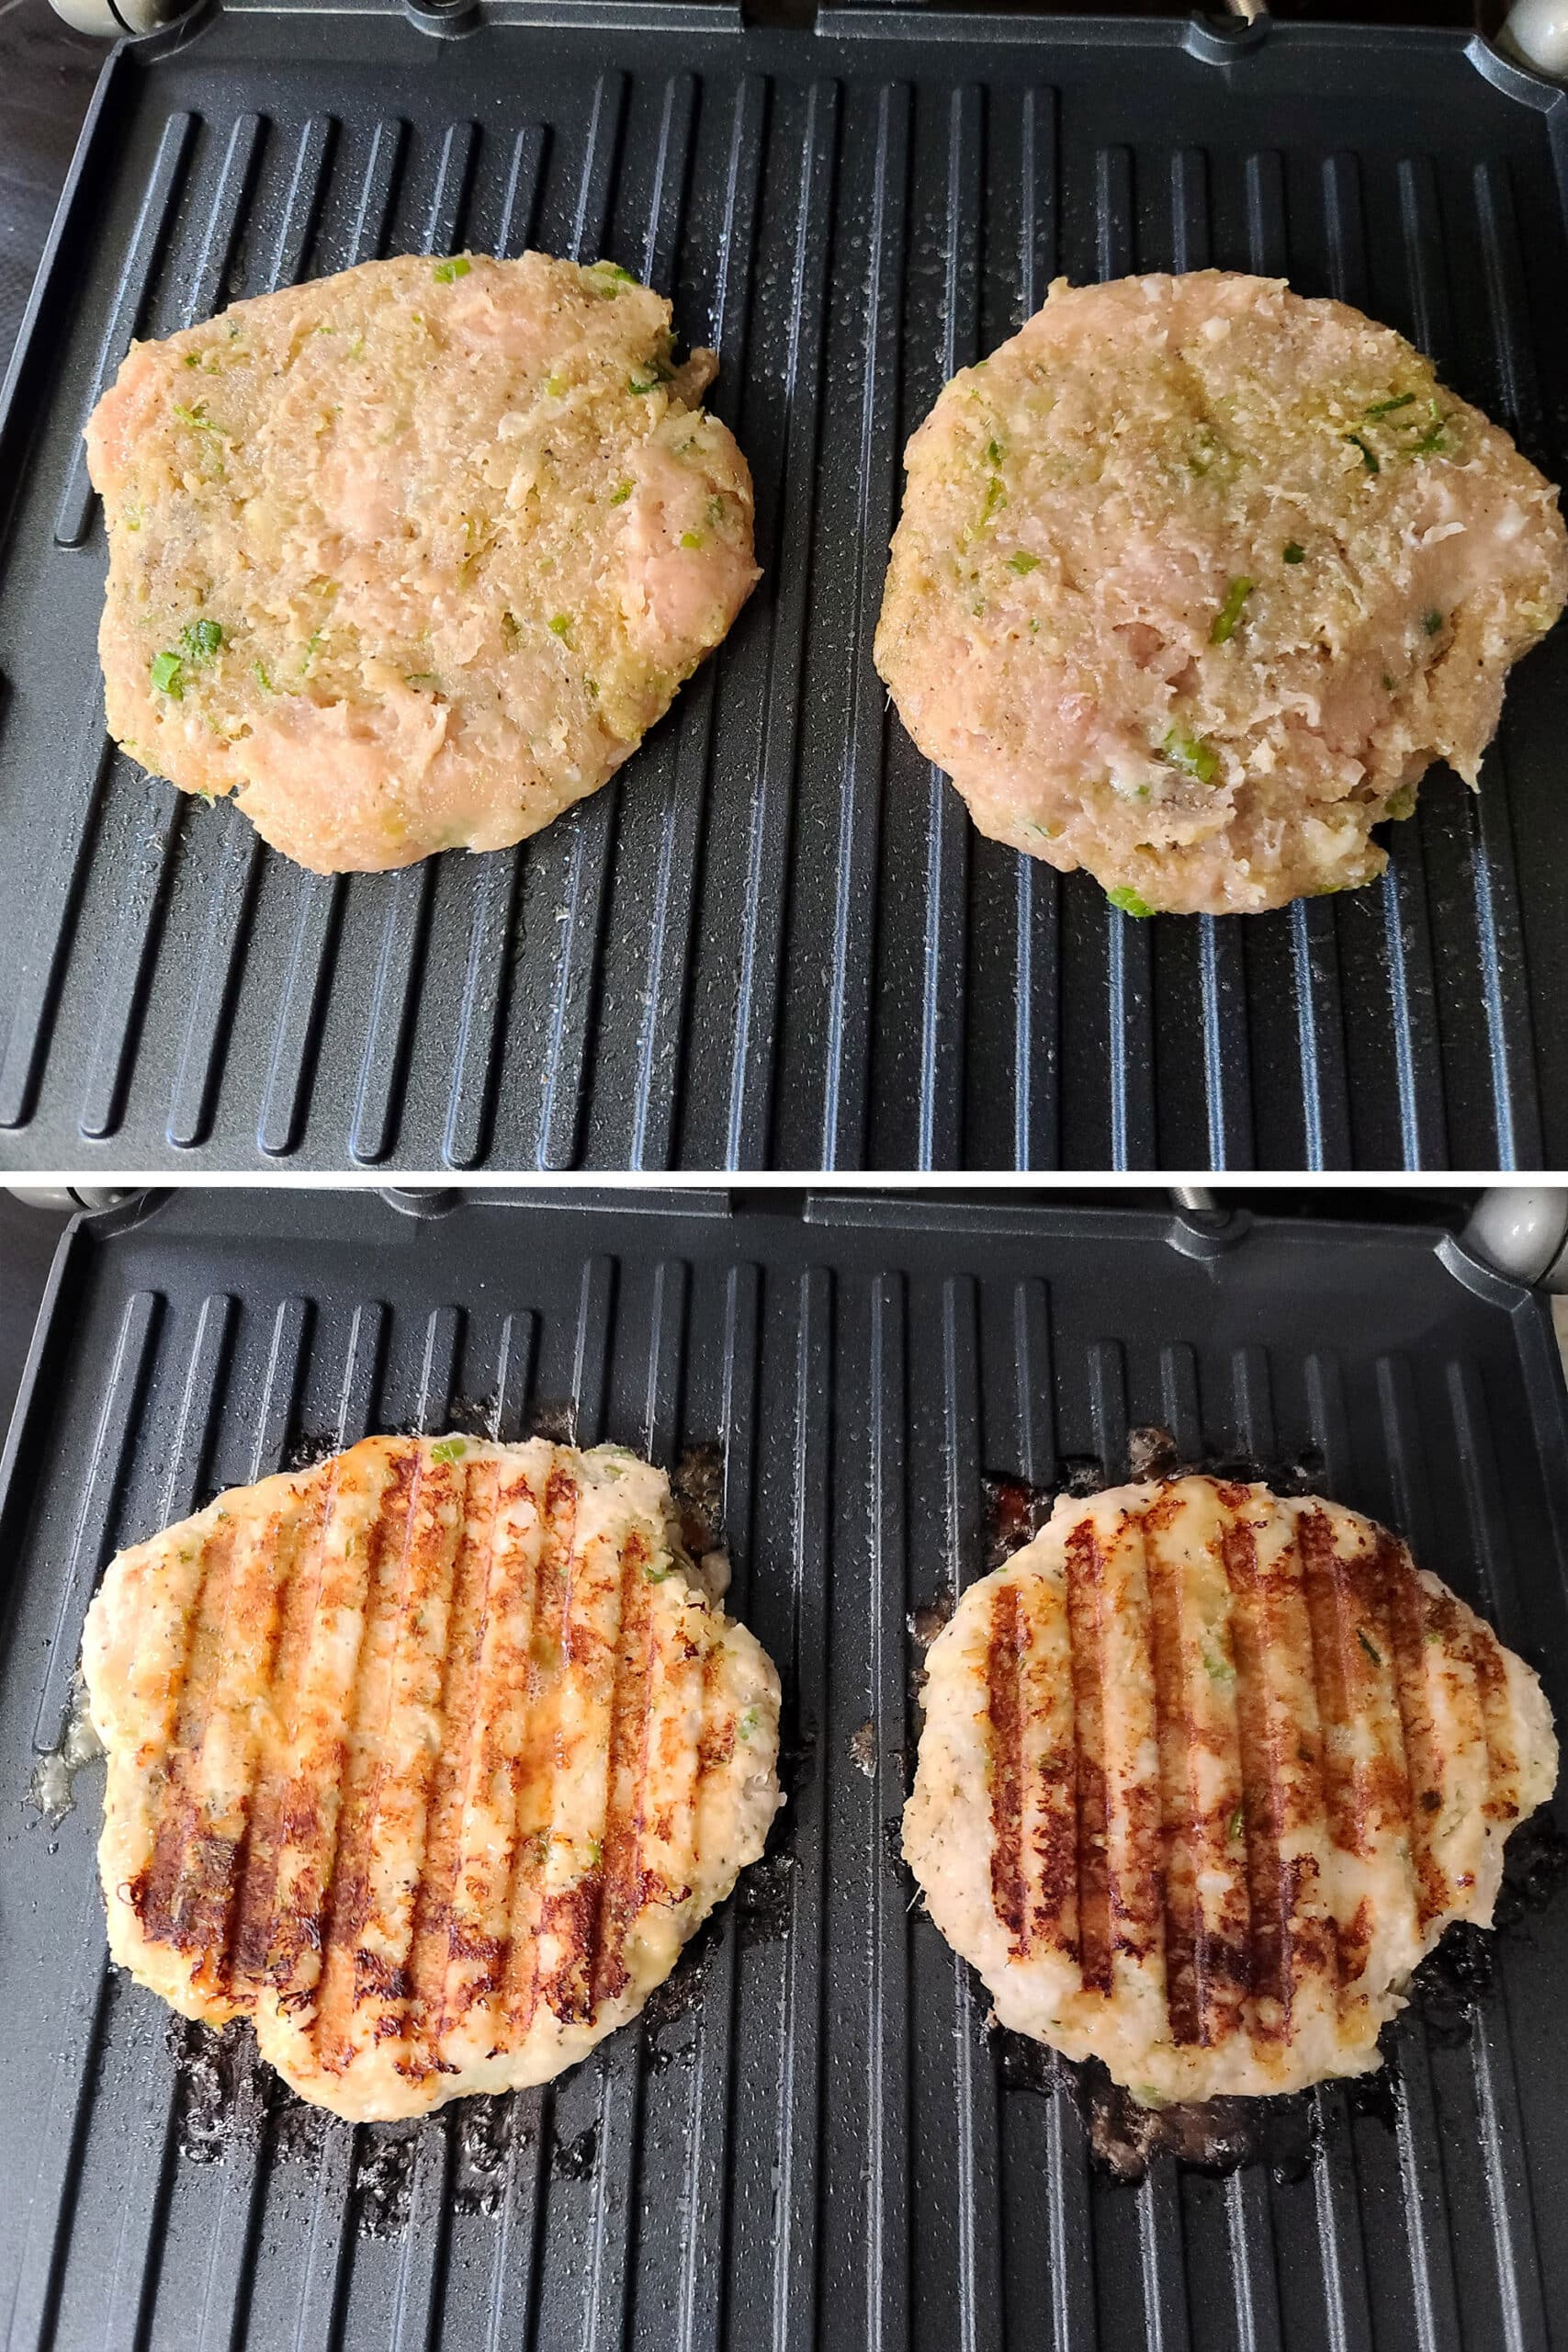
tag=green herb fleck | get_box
[1382,673,1396,693]
[1346,432,1380,474]
[181,618,223,663]
[1162,727,1219,786]
[679,529,705,549]
[1422,609,1443,636]
[707,495,725,527]
[1364,391,1416,418]
[1008,550,1040,575]
[1209,576,1254,645]
[1385,783,1417,820]
[429,1436,468,1463]
[1358,1627,1383,1668]
[646,1560,675,1583]
[585,1836,603,1868]
[432,254,471,283]
[547,614,571,638]
[1408,418,1449,456]
[1107,885,1156,920]
[627,372,660,395]
[254,661,273,693]
[183,351,201,368]
[609,481,633,505]
[1201,1633,1235,1685]
[545,372,566,397]
[1282,540,1305,565]
[1228,1803,1246,1844]
[985,437,1004,466]
[981,474,1006,525]
[171,401,226,435]
[586,258,636,293]
[150,650,184,697]
[739,1707,759,1740]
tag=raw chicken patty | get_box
[904,1476,1557,2105]
[874,272,1568,915]
[85,252,760,873]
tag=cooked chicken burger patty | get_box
[81,1435,782,2121]
[904,1476,1556,2104]
[874,272,1568,915]
[85,253,760,873]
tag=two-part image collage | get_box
[6,0,1568,2335]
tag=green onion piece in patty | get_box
[1106,885,1156,919]
[1282,541,1305,564]
[1364,391,1416,418]
[1162,727,1220,786]
[432,255,471,283]
[150,650,184,697]
[1422,609,1444,636]
[1346,432,1381,474]
[1209,576,1254,645]
[181,618,223,663]
[547,613,571,637]
[1008,550,1040,575]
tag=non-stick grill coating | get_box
[4,14,1568,1169]
[3,1190,1568,2349]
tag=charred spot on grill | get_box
[527,1399,577,1444]
[982,1474,1051,1570]
[354,2122,423,2235]
[1056,1454,1106,1498]
[552,2122,598,2181]
[1410,1919,1494,2045]
[169,2018,273,2164]
[282,1429,352,1473]
[1000,2043,1320,2184]
[453,2092,526,2215]
[908,1589,954,1661]
[671,1442,726,1558]
[737,1850,795,1946]
[1125,1425,1180,1481]
[1494,1806,1568,1928]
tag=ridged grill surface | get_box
[83,1433,763,2120]
[3,1192,1568,2348]
[4,14,1568,1168]
[911,1476,1548,2102]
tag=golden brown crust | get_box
[82,1435,782,2120]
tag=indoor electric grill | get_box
[1,1186,1567,2350]
[4,6,1568,1178]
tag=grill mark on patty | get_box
[1221,1512,1286,2037]
[1296,1506,1363,1989]
[1063,1518,1112,1996]
[1146,1509,1199,2043]
[592,1529,660,2011]
[1466,1610,1516,1823]
[229,1473,335,1996]
[130,1511,240,1963]
[987,1581,1027,1954]
[507,1464,580,2038]
[309,1445,422,2074]
[1371,1531,1447,1932]
[407,1456,505,2060]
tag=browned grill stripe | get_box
[408,1457,505,2059]
[308,1444,421,2071]
[1466,1614,1516,1820]
[986,1581,1026,1955]
[506,1464,580,2037]
[1063,1520,1111,1997]
[1296,1506,1361,1994]
[1145,1518,1198,2044]
[591,1528,659,2011]
[1221,1517,1286,2035]
[222,1477,333,1995]
[1371,1532,1447,1931]
[130,1514,240,1964]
